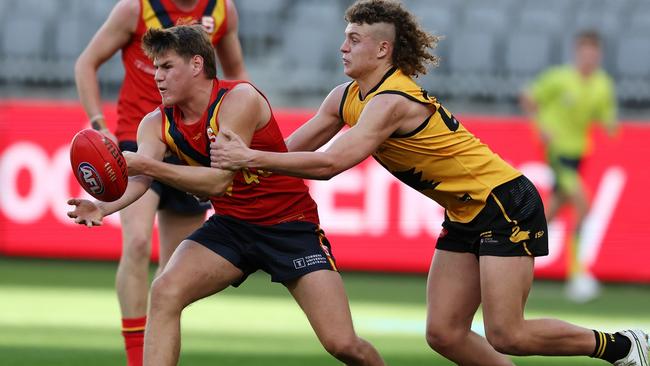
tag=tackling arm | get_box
[284,84,347,152]
[213,94,403,180]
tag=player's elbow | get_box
[206,180,231,197]
[74,56,95,83]
[313,157,345,180]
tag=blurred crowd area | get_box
[1,0,649,117]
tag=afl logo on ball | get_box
[77,162,105,195]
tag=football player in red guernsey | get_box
[68,25,385,366]
[74,1,247,364]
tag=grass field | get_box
[1,258,648,365]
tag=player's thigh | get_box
[286,270,356,340]
[479,255,534,331]
[427,249,481,330]
[119,188,159,245]
[156,209,206,267]
[154,239,244,306]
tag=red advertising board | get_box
[1,100,649,282]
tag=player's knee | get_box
[425,324,465,353]
[321,335,363,362]
[122,233,152,261]
[149,275,187,312]
[485,326,525,355]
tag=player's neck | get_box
[172,0,200,12]
[177,79,214,124]
[577,67,597,79]
[356,64,395,98]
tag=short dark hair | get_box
[575,29,602,47]
[141,25,216,79]
[345,0,440,77]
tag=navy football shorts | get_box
[188,214,338,286]
[436,175,549,257]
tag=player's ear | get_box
[191,55,204,77]
[378,40,391,59]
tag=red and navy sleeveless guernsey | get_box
[159,79,320,226]
[117,0,228,142]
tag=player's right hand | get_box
[67,198,103,227]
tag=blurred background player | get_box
[520,30,617,303]
[74,0,248,365]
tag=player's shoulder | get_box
[221,82,266,113]
[113,0,140,17]
[227,82,262,102]
[324,82,353,104]
[106,0,140,28]
[594,69,615,86]
[142,108,163,126]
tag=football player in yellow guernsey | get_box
[211,1,648,365]
[521,30,618,303]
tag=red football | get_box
[70,129,128,202]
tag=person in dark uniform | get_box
[210,1,648,365]
[74,1,247,364]
[69,25,385,366]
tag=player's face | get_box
[153,50,195,106]
[341,23,381,78]
[575,41,601,75]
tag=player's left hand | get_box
[210,129,251,170]
[123,151,148,176]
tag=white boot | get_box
[613,329,649,366]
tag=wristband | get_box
[89,114,105,131]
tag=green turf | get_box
[1,258,648,365]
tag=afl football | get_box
[70,129,128,202]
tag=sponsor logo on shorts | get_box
[293,254,328,269]
[480,230,499,244]
[293,258,306,269]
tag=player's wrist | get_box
[95,201,108,217]
[89,114,107,131]
[248,149,263,168]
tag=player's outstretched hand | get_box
[67,198,103,227]
[210,129,251,171]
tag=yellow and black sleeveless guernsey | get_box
[339,68,521,223]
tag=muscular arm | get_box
[285,84,347,152]
[215,94,404,180]
[91,112,167,218]
[130,84,266,196]
[67,110,166,226]
[74,0,138,133]
[215,0,248,80]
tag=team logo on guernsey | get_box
[174,16,214,33]
[176,16,198,26]
[77,162,105,195]
[390,167,441,191]
[201,16,215,33]
[207,127,217,143]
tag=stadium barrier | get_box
[1,100,649,282]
